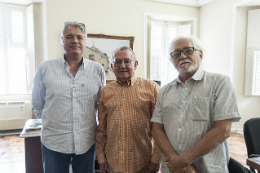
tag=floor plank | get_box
[0,132,249,173]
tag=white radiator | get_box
[0,100,32,130]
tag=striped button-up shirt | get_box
[95,75,162,173]
[32,56,105,155]
[151,68,241,173]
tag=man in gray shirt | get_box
[32,21,105,173]
[151,35,240,173]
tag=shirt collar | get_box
[116,74,137,86]
[172,67,204,85]
[63,55,85,69]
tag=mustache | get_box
[178,59,192,67]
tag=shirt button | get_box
[183,101,185,103]
[194,96,196,98]
[185,88,187,90]
[180,115,183,117]
[121,152,124,154]
[178,128,181,131]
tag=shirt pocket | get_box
[78,82,100,101]
[191,97,210,121]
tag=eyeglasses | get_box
[170,47,198,59]
[113,60,132,67]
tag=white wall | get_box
[46,0,199,78]
[0,0,199,101]
[200,0,239,77]
[200,0,260,131]
[233,6,260,130]
[33,3,44,68]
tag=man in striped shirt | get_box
[95,46,162,173]
[32,21,105,173]
[151,35,241,173]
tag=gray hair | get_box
[169,35,204,59]
[60,21,87,46]
[112,46,136,62]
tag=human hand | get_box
[148,161,160,173]
[99,162,110,173]
[164,154,188,173]
[184,165,199,173]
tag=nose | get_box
[119,61,126,68]
[179,51,187,59]
[72,36,79,43]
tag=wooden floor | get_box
[0,131,249,173]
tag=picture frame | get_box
[84,33,134,83]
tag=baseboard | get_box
[0,129,23,136]
[231,128,243,134]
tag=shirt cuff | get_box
[97,153,107,164]
[151,146,162,164]
[151,154,162,164]
[34,109,42,119]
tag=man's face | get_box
[63,26,86,57]
[171,38,202,74]
[112,49,138,83]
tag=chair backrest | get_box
[244,118,260,157]
[228,157,251,173]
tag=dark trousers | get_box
[41,143,95,173]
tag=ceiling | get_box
[237,0,260,7]
[146,0,214,7]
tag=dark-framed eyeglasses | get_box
[113,60,132,67]
[170,47,198,59]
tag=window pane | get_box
[8,47,27,94]
[153,25,164,52]
[150,20,179,86]
[0,46,6,95]
[0,7,6,95]
[168,27,177,45]
[11,11,24,43]
[167,26,178,83]
[254,51,260,94]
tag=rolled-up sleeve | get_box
[151,89,164,124]
[32,65,46,119]
[213,76,240,122]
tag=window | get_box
[149,19,191,86]
[245,9,260,96]
[0,3,35,95]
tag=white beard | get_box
[176,56,201,74]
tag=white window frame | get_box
[149,19,181,86]
[0,2,35,95]
[143,12,197,80]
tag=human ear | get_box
[134,60,138,70]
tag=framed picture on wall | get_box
[84,33,135,83]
